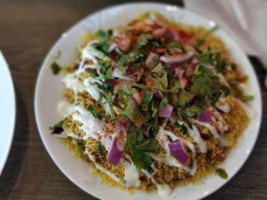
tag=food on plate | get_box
[50,12,252,196]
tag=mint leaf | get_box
[142,92,153,104]
[49,119,65,130]
[51,62,61,75]
[215,168,228,179]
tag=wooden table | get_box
[0,0,266,199]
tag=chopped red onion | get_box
[198,110,212,123]
[179,78,188,89]
[150,23,163,30]
[169,115,177,125]
[159,104,173,118]
[175,68,185,80]
[145,52,159,66]
[153,28,165,38]
[113,68,133,80]
[115,120,130,132]
[178,30,191,39]
[108,43,118,53]
[168,141,188,164]
[126,66,137,75]
[165,28,177,41]
[153,90,164,100]
[108,138,123,165]
[130,92,142,105]
[160,52,194,64]
[116,36,131,52]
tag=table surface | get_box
[0,0,266,200]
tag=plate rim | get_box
[34,2,262,200]
[0,51,16,176]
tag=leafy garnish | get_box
[207,24,220,34]
[133,83,147,89]
[97,141,104,158]
[118,51,144,65]
[126,128,157,170]
[142,92,153,104]
[198,48,213,64]
[179,124,188,134]
[136,34,154,49]
[215,168,228,179]
[152,63,164,73]
[122,100,146,127]
[51,62,61,75]
[87,105,104,120]
[167,41,181,49]
[194,39,204,51]
[160,96,169,107]
[49,119,65,130]
[185,105,202,117]
[190,65,221,104]
[178,90,192,106]
[230,81,254,102]
[136,138,161,153]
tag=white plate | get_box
[34,3,262,200]
[0,51,16,175]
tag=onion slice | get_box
[159,104,173,118]
[153,90,164,100]
[198,110,212,123]
[145,52,159,66]
[108,138,123,165]
[130,92,142,105]
[160,52,194,64]
[168,140,188,164]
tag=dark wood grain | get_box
[0,0,266,199]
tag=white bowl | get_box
[34,3,262,200]
[0,51,16,175]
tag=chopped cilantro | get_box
[194,39,204,51]
[133,83,147,89]
[215,168,228,179]
[185,105,202,117]
[170,82,180,93]
[167,41,181,49]
[49,119,65,130]
[207,24,220,34]
[87,105,104,120]
[96,29,113,38]
[160,96,169,107]
[51,62,61,75]
[136,139,161,153]
[152,63,164,73]
[190,65,221,105]
[97,141,104,158]
[117,64,126,74]
[179,124,188,134]
[126,129,155,170]
[136,34,154,49]
[118,51,144,65]
[198,48,213,64]
[122,100,146,127]
[178,90,192,106]
[159,71,168,88]
[142,92,153,104]
[105,67,113,79]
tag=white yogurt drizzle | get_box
[156,124,197,175]
[191,119,227,147]
[178,121,207,153]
